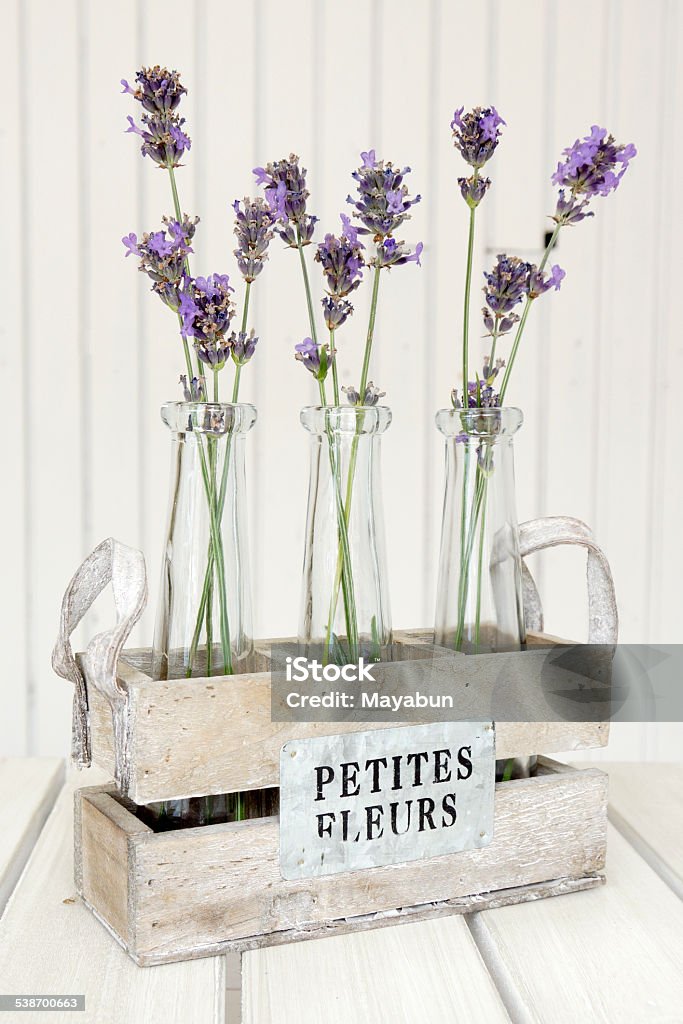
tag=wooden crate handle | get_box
[520,516,618,644]
[52,538,147,769]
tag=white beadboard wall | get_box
[2,0,681,760]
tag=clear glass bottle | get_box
[434,407,530,781]
[299,405,392,664]
[152,401,256,680]
[434,407,525,652]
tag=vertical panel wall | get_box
[3,0,681,759]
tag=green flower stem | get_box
[295,230,358,662]
[330,328,340,406]
[167,165,202,379]
[165,164,235,679]
[232,280,252,403]
[498,222,561,404]
[474,472,489,647]
[359,264,382,397]
[324,262,383,662]
[462,199,477,403]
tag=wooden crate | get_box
[75,757,607,966]
[54,526,616,966]
[80,630,608,805]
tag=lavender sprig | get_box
[346,150,421,239]
[179,274,236,374]
[233,197,275,282]
[451,106,505,169]
[497,125,635,404]
[253,155,317,246]
[122,215,197,313]
[551,126,636,201]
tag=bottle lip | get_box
[161,401,257,436]
[435,406,523,438]
[300,404,392,435]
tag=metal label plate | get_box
[279,721,495,880]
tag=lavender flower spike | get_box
[348,153,421,239]
[482,254,531,314]
[528,264,565,299]
[253,155,317,246]
[230,329,259,366]
[458,175,491,209]
[552,126,636,199]
[373,238,423,269]
[121,66,186,114]
[123,214,197,312]
[126,112,191,168]
[451,106,505,169]
[180,274,236,369]
[233,197,275,282]
[315,219,365,298]
[295,337,333,382]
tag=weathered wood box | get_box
[75,755,607,966]
[53,523,617,967]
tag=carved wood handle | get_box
[519,516,618,644]
[52,538,148,768]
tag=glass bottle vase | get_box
[151,401,256,680]
[434,407,526,653]
[299,405,392,664]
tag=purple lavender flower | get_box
[451,107,505,169]
[253,155,317,246]
[552,190,593,227]
[232,197,275,282]
[482,307,519,337]
[552,126,636,199]
[179,374,207,402]
[295,337,334,382]
[528,264,565,299]
[343,382,386,407]
[122,214,197,312]
[452,361,503,410]
[180,274,236,369]
[482,254,531,314]
[321,297,354,330]
[347,153,421,239]
[230,329,259,366]
[315,221,365,298]
[126,112,191,168]
[372,238,423,269]
[121,66,186,114]
[458,175,491,208]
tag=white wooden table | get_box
[1,760,682,1023]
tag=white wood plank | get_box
[471,824,683,1023]
[242,917,510,1024]
[536,0,608,642]
[0,0,28,756]
[136,2,199,647]
[593,0,664,644]
[81,1,144,646]
[24,0,83,756]
[605,763,683,896]
[250,0,318,638]
[0,771,225,1024]
[649,1,683,645]
[0,758,64,914]
[373,1,432,628]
